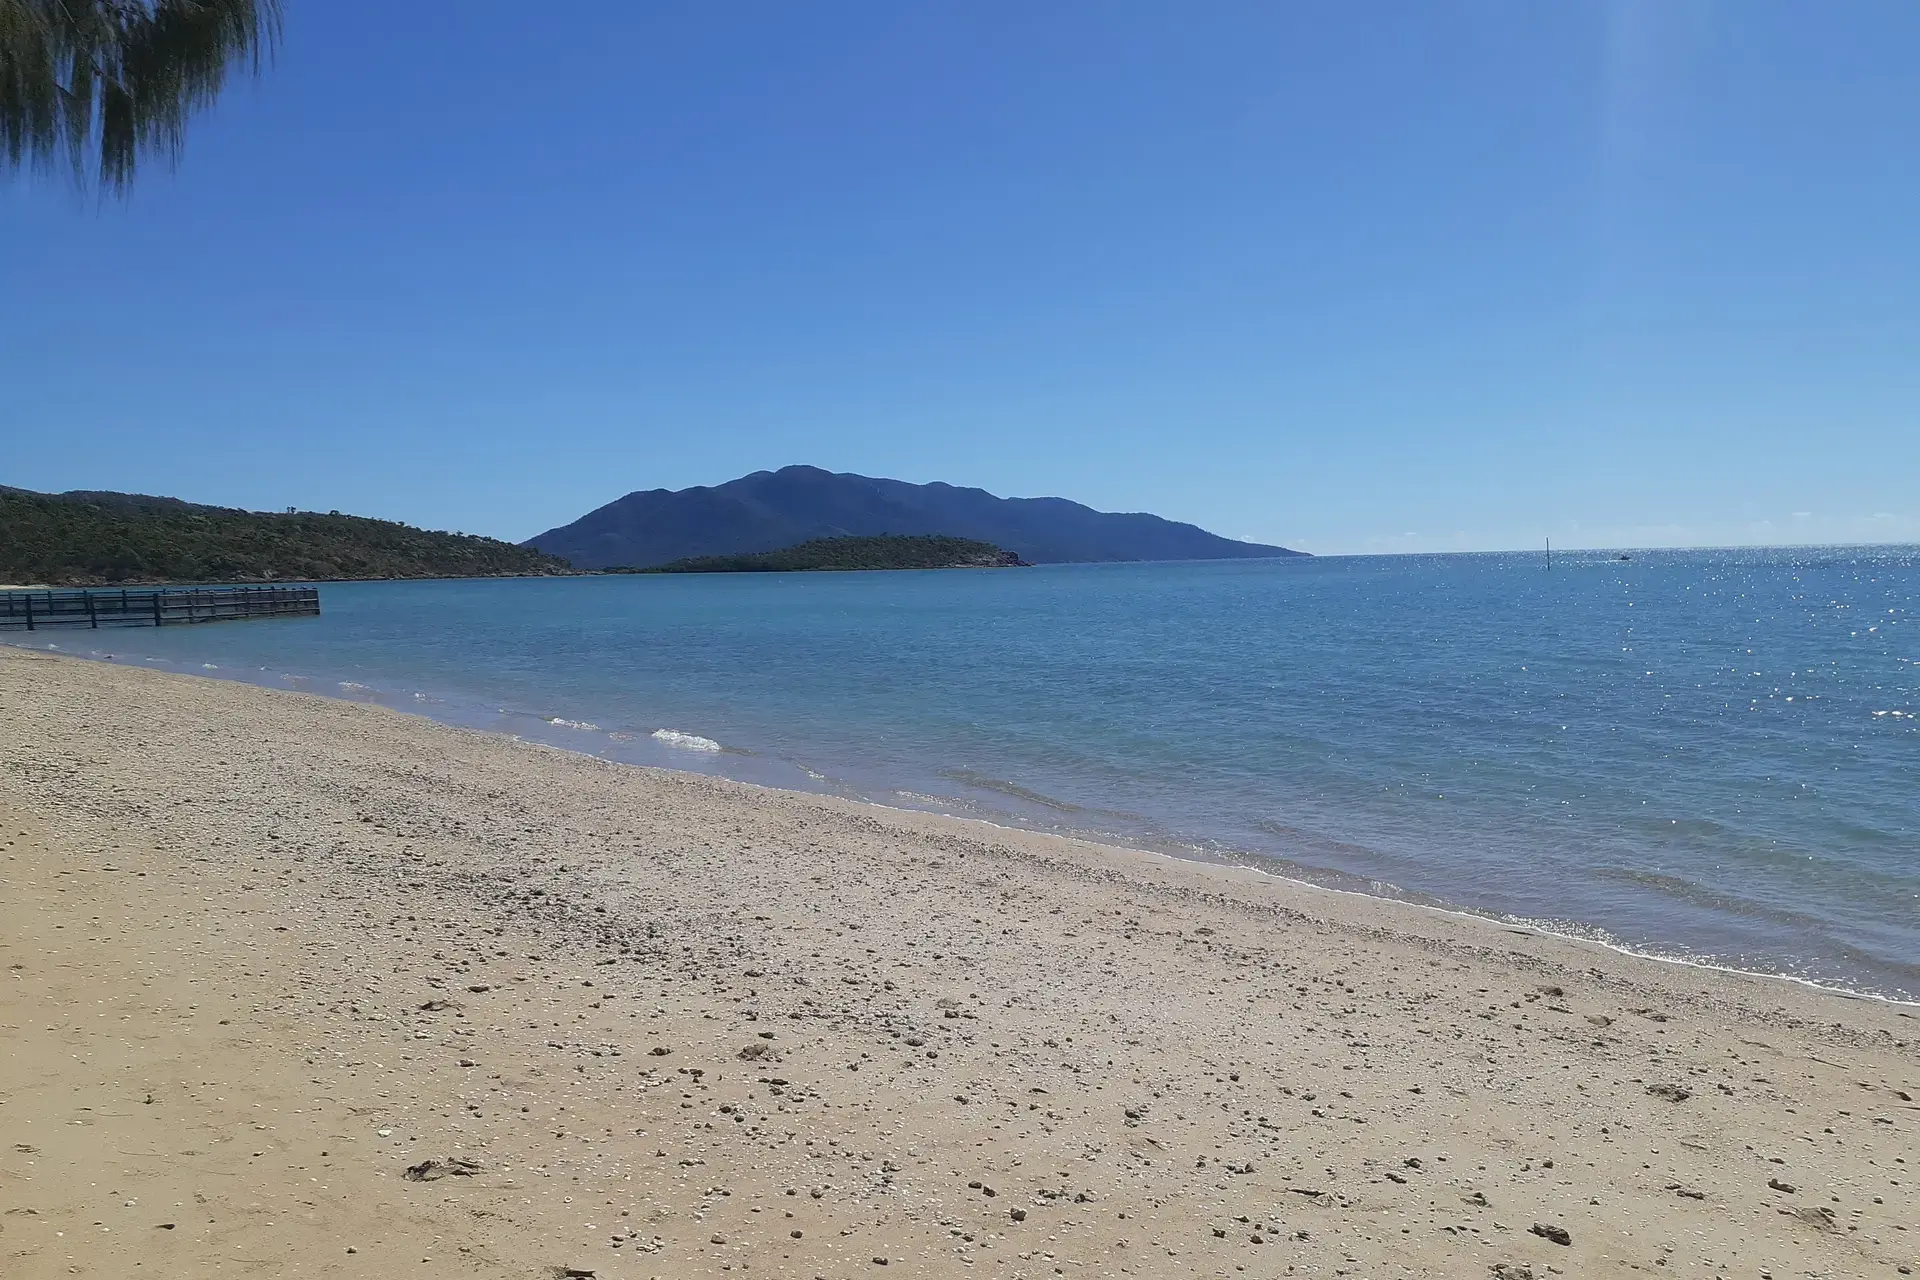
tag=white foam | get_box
[548,717,600,731]
[338,681,373,692]
[652,728,722,753]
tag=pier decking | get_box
[0,586,320,631]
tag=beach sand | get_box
[1,646,1915,1279]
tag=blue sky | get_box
[4,1,1917,555]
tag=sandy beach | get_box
[1,645,1914,1279]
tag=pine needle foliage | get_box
[0,0,280,192]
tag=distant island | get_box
[1,487,575,586]
[526,465,1304,570]
[616,534,1029,575]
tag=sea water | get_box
[23,547,1918,1000]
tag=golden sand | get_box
[2,646,1914,1278]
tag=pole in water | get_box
[1546,536,1551,570]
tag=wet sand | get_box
[1,645,1915,1279]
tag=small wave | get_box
[895,789,982,813]
[338,681,373,693]
[1643,815,1734,839]
[652,728,722,752]
[548,717,600,731]
[941,768,1081,813]
[607,731,635,742]
[1589,865,1832,929]
[412,692,442,703]
[201,663,219,670]
[1249,818,1379,859]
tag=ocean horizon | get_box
[14,545,1917,1002]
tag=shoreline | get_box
[760,774,1920,1014]
[3,645,1917,1278]
[7,630,1914,1007]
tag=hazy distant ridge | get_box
[526,466,1302,569]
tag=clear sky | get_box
[5,2,1918,555]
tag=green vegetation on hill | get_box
[623,534,1030,574]
[0,487,576,585]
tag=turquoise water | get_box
[24,547,1918,1000]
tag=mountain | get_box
[1,486,576,586]
[629,534,1029,574]
[525,467,1302,569]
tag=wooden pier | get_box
[0,586,320,632]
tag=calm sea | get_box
[21,547,1918,1000]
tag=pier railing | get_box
[0,586,320,631]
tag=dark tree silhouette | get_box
[1,0,280,192]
